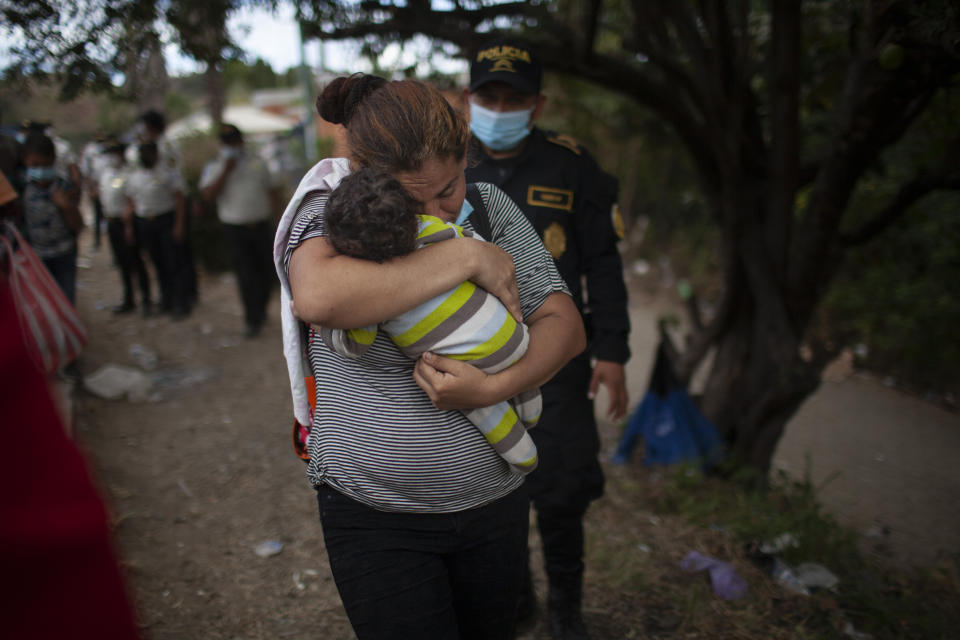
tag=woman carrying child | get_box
[275,74,584,639]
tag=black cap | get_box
[218,123,243,143]
[469,38,542,94]
[103,135,125,155]
[20,119,50,133]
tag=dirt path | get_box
[772,375,960,567]
[73,232,352,639]
[69,229,957,639]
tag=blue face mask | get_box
[26,166,58,183]
[469,102,534,151]
[455,198,474,226]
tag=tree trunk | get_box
[205,62,224,129]
[701,302,820,477]
[699,179,821,478]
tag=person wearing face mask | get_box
[463,37,632,640]
[18,121,83,192]
[200,123,283,337]
[19,132,84,303]
[98,138,151,315]
[276,74,585,639]
[125,109,182,175]
[123,141,188,318]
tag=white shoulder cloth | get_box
[273,157,351,425]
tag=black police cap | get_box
[469,38,542,95]
[219,123,243,143]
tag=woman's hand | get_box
[413,352,503,410]
[51,186,74,211]
[468,240,522,323]
[52,186,84,233]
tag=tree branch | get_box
[563,51,720,192]
[788,42,958,321]
[840,173,960,246]
[767,0,801,283]
[583,0,602,62]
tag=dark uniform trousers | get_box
[221,220,274,331]
[106,217,151,306]
[92,195,104,248]
[135,211,186,313]
[525,354,605,599]
[465,127,630,610]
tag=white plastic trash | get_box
[83,364,151,401]
[795,562,840,590]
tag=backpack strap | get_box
[465,183,492,242]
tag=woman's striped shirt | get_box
[283,182,569,513]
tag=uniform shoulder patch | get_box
[545,133,582,155]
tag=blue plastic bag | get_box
[612,342,723,468]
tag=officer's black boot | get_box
[545,565,589,640]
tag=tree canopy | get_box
[1,0,263,105]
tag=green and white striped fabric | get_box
[319,214,540,474]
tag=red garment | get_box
[0,273,140,639]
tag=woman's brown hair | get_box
[317,74,469,175]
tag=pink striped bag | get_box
[1,222,87,373]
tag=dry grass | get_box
[571,462,960,640]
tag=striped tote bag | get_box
[1,221,87,373]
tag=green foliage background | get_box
[819,87,960,398]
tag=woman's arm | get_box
[412,291,585,410]
[289,234,522,328]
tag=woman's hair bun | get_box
[316,74,388,125]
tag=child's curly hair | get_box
[326,168,421,263]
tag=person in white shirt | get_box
[125,109,182,175]
[200,124,282,337]
[123,142,188,318]
[81,134,110,250]
[98,140,151,314]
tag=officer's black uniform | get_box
[466,126,630,623]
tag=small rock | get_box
[254,540,284,558]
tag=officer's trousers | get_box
[135,212,186,313]
[524,355,605,595]
[221,220,274,331]
[106,218,150,306]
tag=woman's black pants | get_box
[317,484,529,640]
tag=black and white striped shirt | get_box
[284,182,569,513]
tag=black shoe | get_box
[547,608,589,640]
[141,301,156,317]
[112,301,136,315]
[170,306,190,321]
[546,565,589,640]
[244,322,262,338]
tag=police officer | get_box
[200,124,282,337]
[464,38,631,640]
